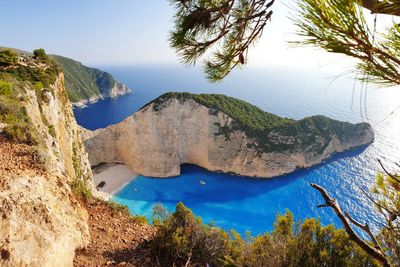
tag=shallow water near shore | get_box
[75,65,400,235]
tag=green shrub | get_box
[71,179,92,199]
[0,49,18,65]
[149,204,379,267]
[151,202,233,266]
[33,82,43,91]
[33,48,49,61]
[107,200,130,213]
[0,80,13,95]
[0,93,38,144]
[131,215,148,225]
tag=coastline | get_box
[72,89,132,108]
[92,164,137,201]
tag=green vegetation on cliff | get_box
[144,92,371,154]
[0,47,130,104]
[0,48,61,144]
[145,92,293,130]
[0,76,38,144]
[0,48,60,88]
[51,55,120,103]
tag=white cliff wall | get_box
[0,74,91,267]
[83,98,374,178]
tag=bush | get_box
[131,215,148,225]
[151,202,235,266]
[71,178,92,199]
[107,200,130,214]
[0,80,13,96]
[149,204,379,267]
[33,82,43,91]
[33,48,49,61]
[0,49,18,65]
[0,89,38,144]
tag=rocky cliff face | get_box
[0,74,92,267]
[83,93,374,178]
[108,81,131,99]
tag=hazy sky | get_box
[0,0,363,70]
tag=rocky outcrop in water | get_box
[83,93,374,178]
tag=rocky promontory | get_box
[51,55,132,106]
[83,93,374,178]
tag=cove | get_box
[113,145,379,236]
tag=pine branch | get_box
[293,0,400,86]
[169,0,275,81]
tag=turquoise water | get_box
[113,146,368,235]
[74,65,400,235]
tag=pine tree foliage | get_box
[293,0,400,86]
[170,0,400,85]
[169,0,274,81]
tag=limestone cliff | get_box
[83,93,374,178]
[108,81,131,99]
[0,71,92,266]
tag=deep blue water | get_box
[74,65,400,236]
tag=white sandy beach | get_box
[92,164,137,200]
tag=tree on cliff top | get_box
[33,48,49,62]
[169,0,400,85]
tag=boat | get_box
[200,180,206,185]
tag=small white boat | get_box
[134,188,139,192]
[200,180,206,185]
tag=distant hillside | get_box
[51,55,131,105]
[0,47,131,105]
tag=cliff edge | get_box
[83,92,374,178]
[0,53,92,267]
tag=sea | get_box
[74,64,400,236]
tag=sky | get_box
[0,0,385,71]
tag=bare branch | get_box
[377,159,400,183]
[361,0,400,16]
[344,212,380,248]
[310,183,392,267]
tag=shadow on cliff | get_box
[115,144,370,205]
